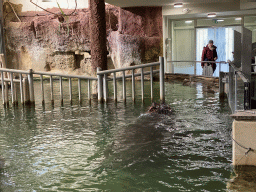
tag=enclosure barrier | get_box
[219,62,250,113]
[97,57,165,103]
[0,68,97,106]
[167,60,227,77]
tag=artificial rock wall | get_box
[4,2,162,75]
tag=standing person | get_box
[201,40,218,76]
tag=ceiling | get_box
[105,0,235,8]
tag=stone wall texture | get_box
[4,2,162,75]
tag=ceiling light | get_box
[174,3,183,8]
[217,19,224,22]
[207,13,217,18]
[42,0,52,2]
[235,17,242,21]
[185,20,193,24]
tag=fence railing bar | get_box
[10,72,14,105]
[103,74,108,102]
[60,76,63,105]
[97,62,160,75]
[132,69,135,102]
[50,75,54,105]
[33,71,98,80]
[40,74,45,105]
[108,70,160,81]
[1,72,5,105]
[28,69,35,104]
[150,66,153,101]
[122,71,126,102]
[141,68,144,102]
[69,78,72,104]
[78,78,81,103]
[113,72,117,102]
[19,74,24,105]
[88,79,91,101]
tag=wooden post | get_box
[1,71,5,106]
[150,66,153,101]
[19,73,24,105]
[60,76,63,105]
[50,75,54,105]
[40,74,45,105]
[103,73,108,102]
[159,57,165,102]
[28,69,35,105]
[97,67,103,103]
[141,68,144,102]
[69,78,72,104]
[23,76,30,105]
[10,72,14,105]
[113,72,117,102]
[122,71,126,102]
[78,78,81,103]
[132,69,135,102]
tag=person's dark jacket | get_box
[201,44,218,67]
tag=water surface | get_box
[0,80,244,191]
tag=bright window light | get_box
[217,19,224,22]
[207,13,217,18]
[235,17,242,21]
[185,20,193,24]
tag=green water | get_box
[0,80,245,191]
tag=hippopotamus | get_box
[148,102,172,114]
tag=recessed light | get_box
[235,17,242,21]
[207,13,217,18]
[217,19,224,22]
[185,20,193,24]
[42,0,52,2]
[174,3,183,8]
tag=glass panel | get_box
[172,21,195,74]
[197,17,242,27]
[244,16,256,43]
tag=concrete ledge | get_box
[231,110,256,120]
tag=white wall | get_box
[6,0,88,12]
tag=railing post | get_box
[132,69,135,102]
[122,71,126,102]
[159,56,165,102]
[50,75,54,105]
[69,78,72,104]
[113,72,117,102]
[40,74,45,105]
[1,71,5,106]
[23,76,30,105]
[88,80,91,101]
[60,76,63,105]
[19,73,24,105]
[103,73,108,102]
[194,62,196,75]
[234,71,237,112]
[141,68,144,102]
[244,82,251,110]
[78,78,81,103]
[28,69,35,105]
[150,66,153,102]
[10,72,14,105]
[97,67,103,103]
[219,71,225,99]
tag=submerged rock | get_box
[148,102,172,114]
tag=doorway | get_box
[196,27,237,76]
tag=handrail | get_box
[33,71,98,80]
[167,60,228,64]
[0,68,30,74]
[97,62,160,75]
[229,62,249,83]
[108,70,160,80]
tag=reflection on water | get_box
[0,80,252,191]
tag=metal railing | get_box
[0,68,97,106]
[97,57,165,103]
[219,62,251,113]
[167,60,228,77]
